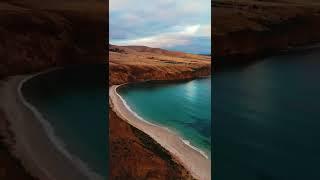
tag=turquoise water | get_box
[119,78,211,157]
[213,48,320,179]
[21,65,108,178]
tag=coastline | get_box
[0,71,103,180]
[109,84,211,180]
[214,41,320,70]
[116,81,210,159]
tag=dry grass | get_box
[109,45,211,85]
[213,0,320,35]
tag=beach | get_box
[0,74,102,180]
[109,85,211,180]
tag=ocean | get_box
[21,64,108,179]
[213,48,320,179]
[118,78,212,158]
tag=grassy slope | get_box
[213,0,320,63]
[0,0,107,78]
[109,44,211,85]
[213,0,320,34]
[109,108,194,180]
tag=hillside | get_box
[213,0,320,65]
[0,0,107,78]
[109,44,211,85]
[109,108,194,179]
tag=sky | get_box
[110,0,211,54]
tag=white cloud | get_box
[181,25,200,36]
[111,24,210,48]
[110,0,210,24]
[198,24,211,37]
[109,0,130,11]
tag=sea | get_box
[213,48,320,179]
[21,64,108,179]
[119,78,212,158]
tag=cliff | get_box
[109,44,211,85]
[212,0,320,66]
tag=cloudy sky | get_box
[110,0,211,54]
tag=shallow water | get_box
[213,49,320,179]
[119,78,212,157]
[21,64,108,178]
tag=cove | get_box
[118,78,212,157]
[21,64,108,178]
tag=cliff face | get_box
[0,1,107,78]
[109,45,211,85]
[212,0,320,65]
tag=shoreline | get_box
[214,41,320,68]
[109,84,211,180]
[0,70,103,180]
[116,82,210,159]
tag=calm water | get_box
[213,49,320,179]
[21,64,108,178]
[119,78,211,157]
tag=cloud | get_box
[110,0,211,54]
[111,24,210,49]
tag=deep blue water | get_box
[21,64,108,178]
[213,49,320,179]
[119,78,211,157]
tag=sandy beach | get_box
[109,85,211,180]
[0,74,103,180]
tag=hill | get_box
[213,0,320,65]
[0,0,107,78]
[109,44,211,85]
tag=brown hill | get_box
[213,0,320,64]
[0,0,107,78]
[109,44,211,85]
[109,108,194,180]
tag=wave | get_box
[18,68,104,180]
[115,87,157,127]
[181,139,209,159]
[115,85,209,160]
